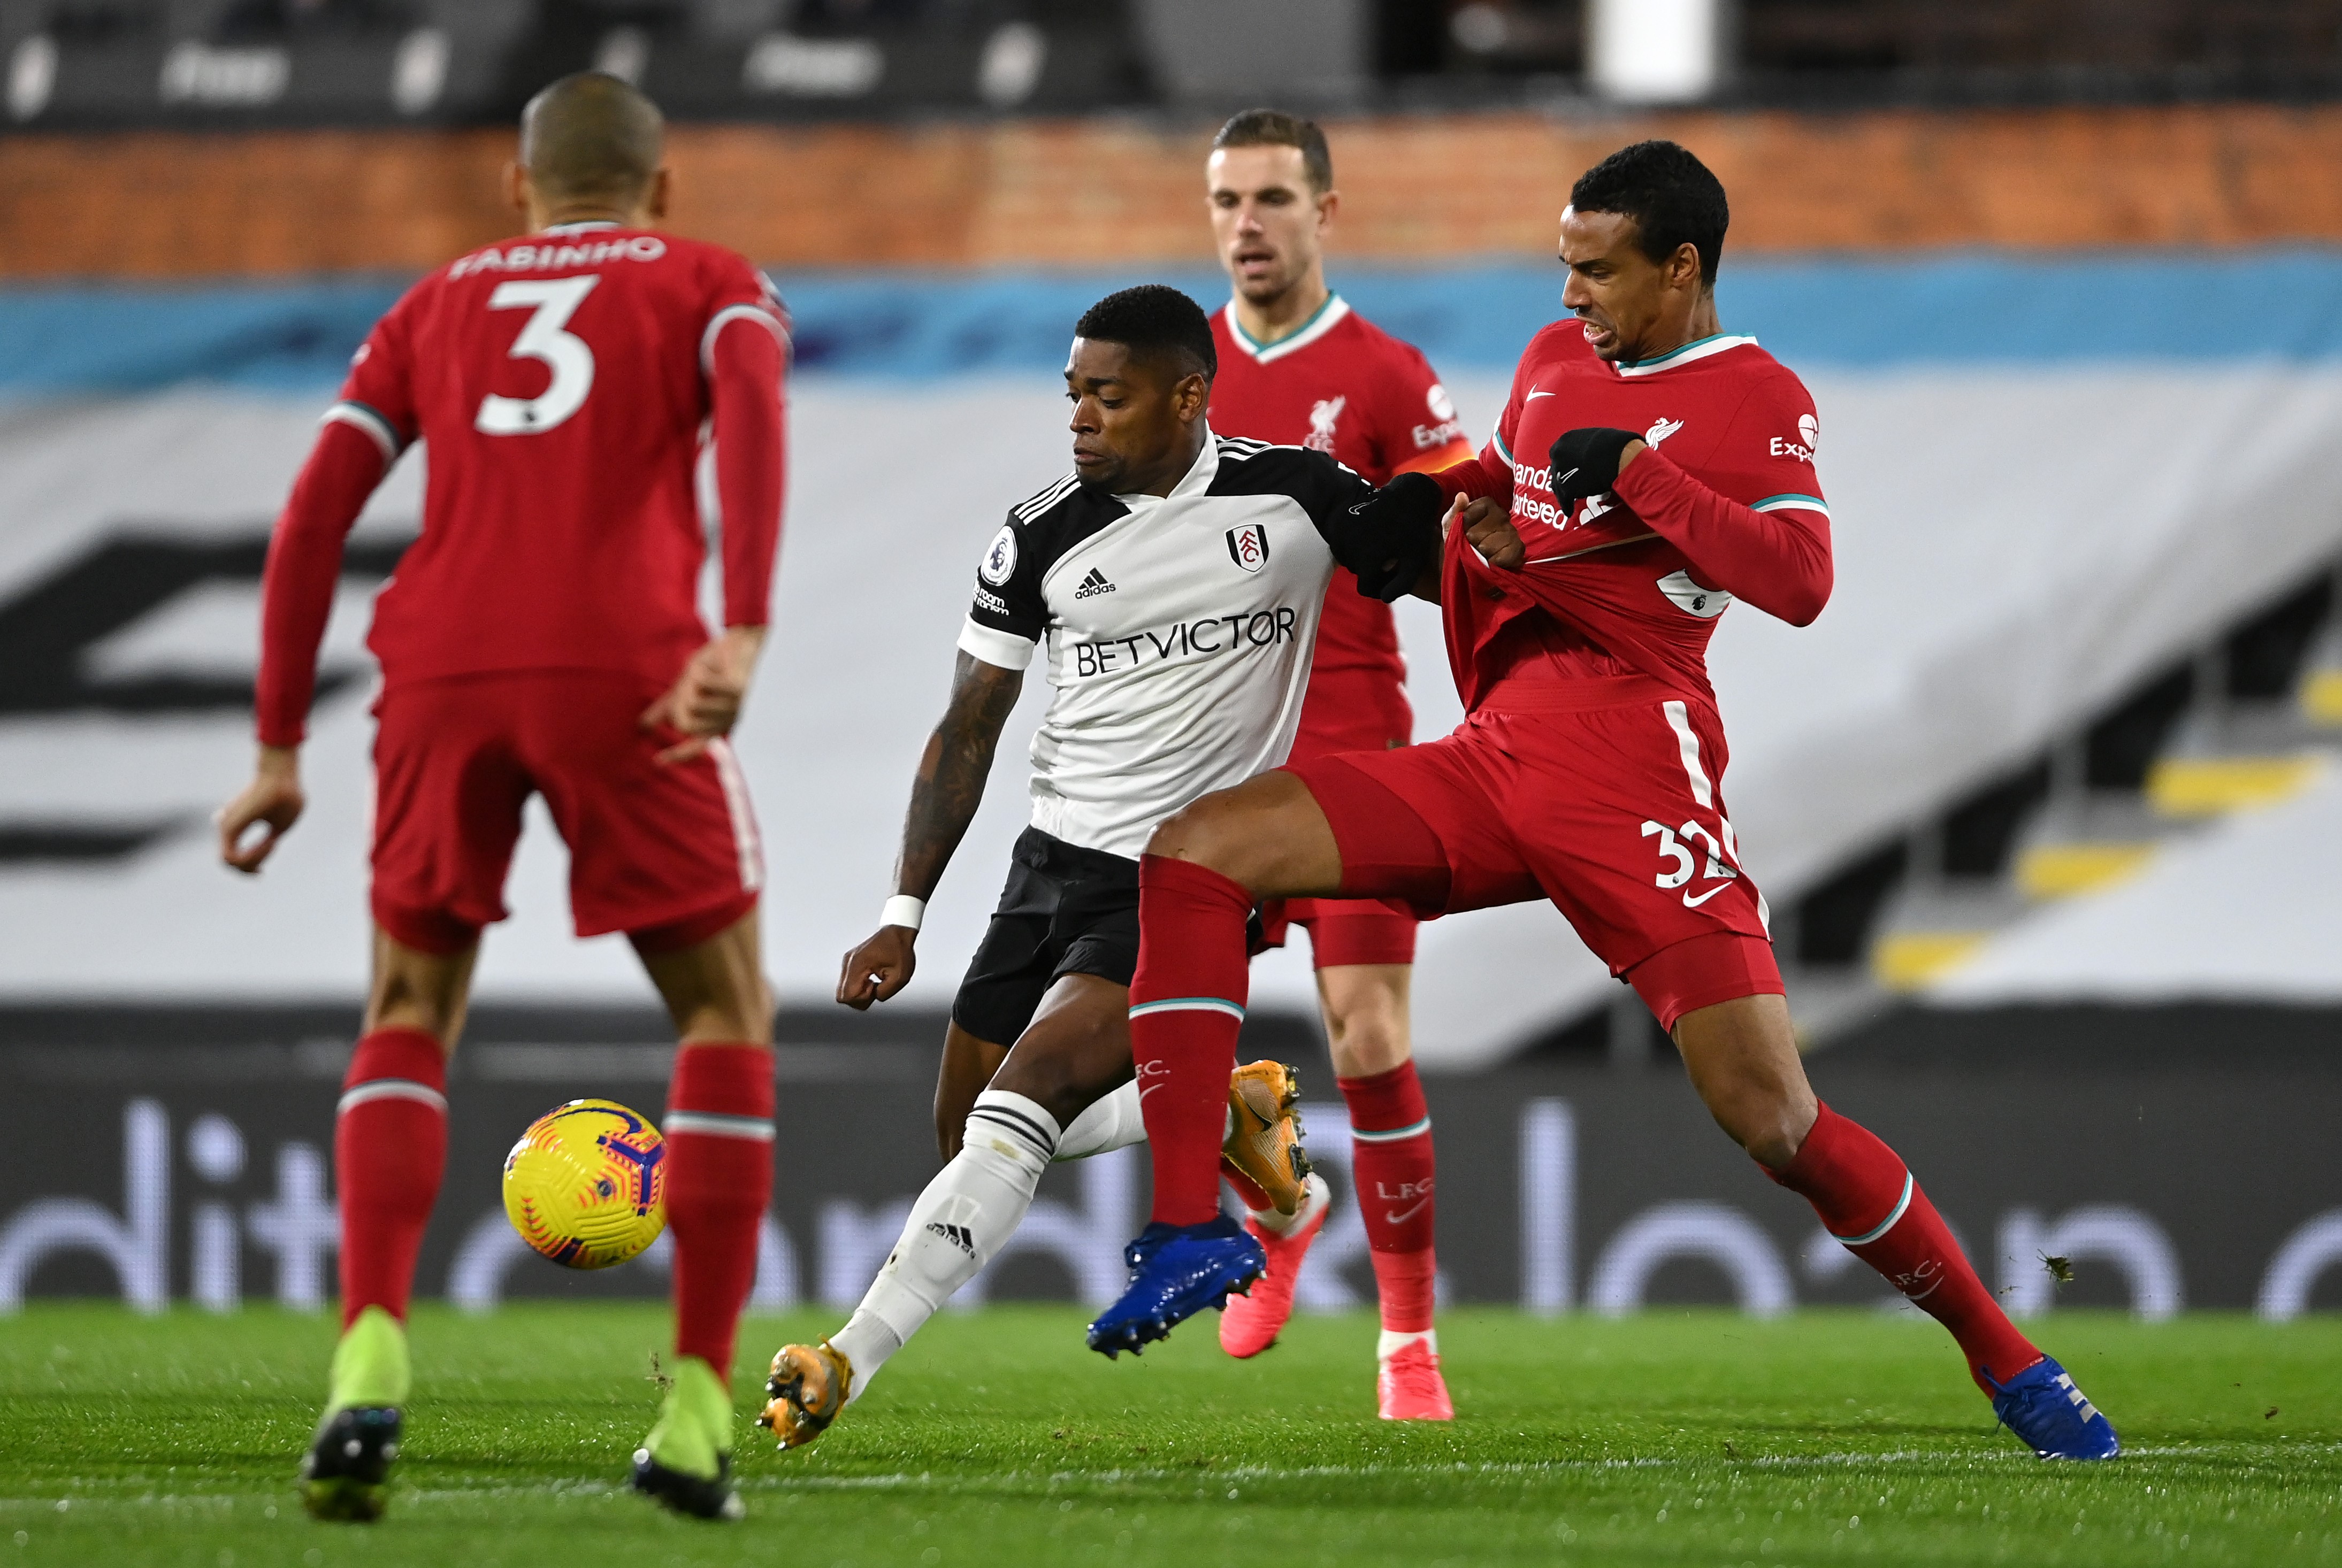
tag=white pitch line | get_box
[743,1447,2285,1488]
[0,1441,2315,1513]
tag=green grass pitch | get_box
[1,1305,2336,1566]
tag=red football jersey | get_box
[1436,324,1831,712]
[1208,296,1475,752]
[329,223,787,690]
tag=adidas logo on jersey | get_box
[1073,568,1116,599]
[925,1221,976,1256]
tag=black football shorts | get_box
[950,827,1141,1047]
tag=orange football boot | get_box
[757,1340,853,1450]
[1223,1060,1311,1215]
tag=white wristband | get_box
[881,895,926,932]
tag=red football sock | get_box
[1129,855,1254,1226]
[1370,1250,1437,1338]
[1769,1102,2041,1391]
[335,1028,448,1329]
[664,1042,776,1382]
[1340,1062,1437,1334]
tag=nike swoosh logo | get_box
[1681,882,1734,908]
[1383,1199,1432,1226]
[1524,390,1555,402]
[1553,466,1580,488]
[1137,1084,1162,1101]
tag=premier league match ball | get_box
[501,1098,669,1270]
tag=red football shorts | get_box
[1259,667,1419,971]
[369,672,762,956]
[1282,676,1781,1031]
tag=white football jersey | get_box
[959,431,1373,858]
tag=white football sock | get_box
[827,1090,1058,1401]
[1249,1170,1331,1236]
[1053,1081,1237,1163]
[1377,1327,1438,1361]
[1052,1078,1147,1162]
[826,1306,902,1397]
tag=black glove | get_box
[1337,471,1445,602]
[1547,427,1639,502]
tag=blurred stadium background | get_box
[4,0,2342,1328]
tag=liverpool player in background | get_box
[216,73,790,1520]
[1200,109,1475,1421]
[1091,141,2120,1462]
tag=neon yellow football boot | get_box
[299,1305,409,1522]
[629,1354,745,1520]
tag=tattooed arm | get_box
[837,651,1026,1010]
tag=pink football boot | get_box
[1218,1172,1331,1358]
[1376,1335,1455,1421]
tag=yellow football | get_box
[501,1098,668,1270]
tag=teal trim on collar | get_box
[1229,290,1342,358]
[1616,332,1759,376]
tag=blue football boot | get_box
[1987,1355,2121,1460]
[1086,1217,1265,1357]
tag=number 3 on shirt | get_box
[474,275,599,435]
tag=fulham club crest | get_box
[1226,523,1270,574]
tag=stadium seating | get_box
[2,0,1149,129]
[1903,607,2342,1009]
[8,0,2338,136]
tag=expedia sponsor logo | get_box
[1411,418,1466,451]
[1065,608,1300,678]
[1771,412,1820,464]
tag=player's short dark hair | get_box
[1570,140,1729,289]
[1075,285,1217,382]
[1212,108,1333,194]
[519,72,664,206]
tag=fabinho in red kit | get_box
[1091,141,2118,1464]
[217,73,788,1520]
[1199,109,1474,1420]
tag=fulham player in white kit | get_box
[757,286,1472,1449]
